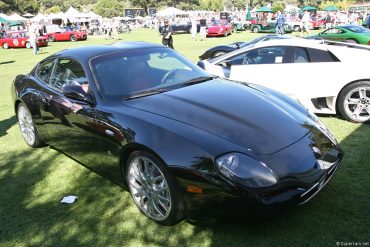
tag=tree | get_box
[232,0,246,10]
[199,0,223,12]
[272,1,285,12]
[94,0,130,18]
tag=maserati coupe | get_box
[12,42,343,225]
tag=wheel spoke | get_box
[345,98,361,105]
[359,88,367,99]
[352,105,363,118]
[127,156,172,221]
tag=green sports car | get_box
[316,25,370,45]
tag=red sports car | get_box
[44,28,87,42]
[311,17,326,29]
[0,31,48,49]
[207,20,232,37]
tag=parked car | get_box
[158,22,200,34]
[44,28,87,42]
[250,21,293,33]
[311,25,370,45]
[0,31,48,49]
[199,34,292,60]
[311,17,326,29]
[198,39,370,123]
[12,42,342,225]
[207,19,232,37]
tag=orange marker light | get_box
[187,185,203,194]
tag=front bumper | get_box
[175,128,343,219]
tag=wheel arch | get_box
[335,78,370,112]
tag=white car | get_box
[199,39,370,123]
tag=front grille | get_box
[298,161,339,205]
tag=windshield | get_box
[344,26,370,33]
[91,47,210,100]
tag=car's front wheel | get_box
[125,151,184,225]
[338,81,370,123]
[252,26,260,33]
[70,34,77,42]
[48,36,55,42]
[212,51,226,58]
[17,103,44,147]
[346,39,358,44]
[25,42,31,49]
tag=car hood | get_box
[122,79,312,155]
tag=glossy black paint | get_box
[11,42,343,220]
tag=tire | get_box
[125,151,185,225]
[252,26,260,33]
[25,42,31,49]
[70,34,76,42]
[294,26,301,32]
[48,36,55,42]
[346,39,358,44]
[17,103,44,147]
[212,51,226,58]
[2,42,9,49]
[337,81,370,123]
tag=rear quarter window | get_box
[307,48,340,62]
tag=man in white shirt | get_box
[301,11,311,37]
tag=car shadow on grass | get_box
[0,115,16,137]
[0,60,15,65]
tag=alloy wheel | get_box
[127,156,172,221]
[18,105,36,146]
[343,86,370,122]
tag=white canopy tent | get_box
[157,7,186,17]
[7,13,27,21]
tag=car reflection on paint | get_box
[12,42,343,225]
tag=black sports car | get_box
[158,22,200,34]
[12,42,343,225]
[199,34,292,60]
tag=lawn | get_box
[0,29,369,247]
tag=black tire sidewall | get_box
[70,35,76,41]
[125,150,185,225]
[338,81,370,123]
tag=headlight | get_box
[215,153,278,188]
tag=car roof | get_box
[249,38,325,50]
[50,42,166,62]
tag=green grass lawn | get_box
[0,29,369,247]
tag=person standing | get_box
[301,10,311,37]
[325,12,332,29]
[276,11,286,35]
[29,23,39,55]
[199,16,207,41]
[161,19,174,49]
[191,16,197,41]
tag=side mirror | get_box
[62,84,93,105]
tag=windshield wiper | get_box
[182,76,216,86]
[125,88,168,100]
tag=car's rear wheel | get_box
[25,42,31,49]
[294,26,301,32]
[2,42,9,49]
[70,34,77,42]
[346,39,358,44]
[48,36,55,42]
[17,103,44,147]
[212,51,226,58]
[125,151,184,225]
[252,26,260,33]
[338,81,370,123]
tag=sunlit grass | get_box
[0,28,369,246]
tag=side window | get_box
[307,48,339,62]
[36,59,55,83]
[227,46,289,66]
[49,59,88,91]
[293,47,309,63]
